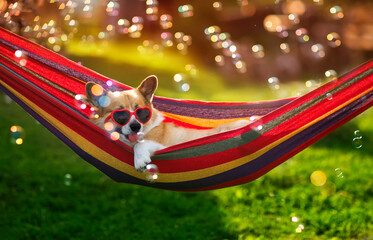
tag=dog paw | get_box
[134,154,152,171]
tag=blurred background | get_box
[1,0,373,239]
[1,0,373,91]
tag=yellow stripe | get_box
[162,112,255,128]
[2,79,371,183]
[0,80,146,180]
[158,86,373,182]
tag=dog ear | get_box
[85,82,107,107]
[137,75,158,102]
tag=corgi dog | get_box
[85,76,249,170]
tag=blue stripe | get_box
[0,83,152,188]
[148,90,373,190]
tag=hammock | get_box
[1,27,372,191]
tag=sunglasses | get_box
[105,107,152,126]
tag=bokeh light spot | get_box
[145,164,159,182]
[310,170,327,186]
[110,131,120,141]
[91,84,104,96]
[104,122,114,132]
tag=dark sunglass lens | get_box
[136,108,151,123]
[113,110,130,125]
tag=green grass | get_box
[1,43,373,239]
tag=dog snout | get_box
[129,122,141,133]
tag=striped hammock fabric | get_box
[1,27,372,191]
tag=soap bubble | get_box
[160,32,173,47]
[129,16,144,38]
[251,44,265,58]
[231,53,241,63]
[276,27,289,38]
[326,32,342,48]
[334,168,344,178]
[296,224,304,233]
[82,4,93,18]
[310,170,327,186]
[90,84,104,97]
[137,132,145,143]
[160,14,173,29]
[146,0,158,21]
[280,43,290,53]
[354,130,362,138]
[180,83,190,92]
[221,39,233,49]
[145,164,159,182]
[74,94,87,110]
[330,6,344,19]
[326,92,333,100]
[352,137,362,149]
[268,77,280,90]
[288,14,300,25]
[313,0,323,5]
[110,131,120,141]
[106,80,113,87]
[204,25,221,37]
[177,43,188,52]
[325,69,337,80]
[295,28,310,42]
[173,73,184,83]
[117,19,130,34]
[215,55,225,66]
[104,122,115,132]
[178,4,194,18]
[235,60,247,73]
[212,1,223,11]
[311,43,325,58]
[14,50,23,58]
[10,125,24,145]
[253,124,263,133]
[305,80,320,89]
[5,20,19,33]
[173,73,190,92]
[106,0,120,17]
[64,173,72,186]
[8,1,22,17]
[105,24,115,35]
[14,50,28,66]
[20,26,33,38]
[185,64,198,77]
[291,216,299,223]
[98,96,111,108]
[182,35,192,46]
[90,107,100,119]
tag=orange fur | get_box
[86,76,250,147]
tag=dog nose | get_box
[130,122,141,133]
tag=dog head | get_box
[85,75,160,146]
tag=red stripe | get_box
[155,95,297,106]
[153,64,373,173]
[157,60,373,155]
[1,28,117,85]
[197,97,373,191]
[2,27,372,189]
[162,116,213,129]
[0,67,137,166]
